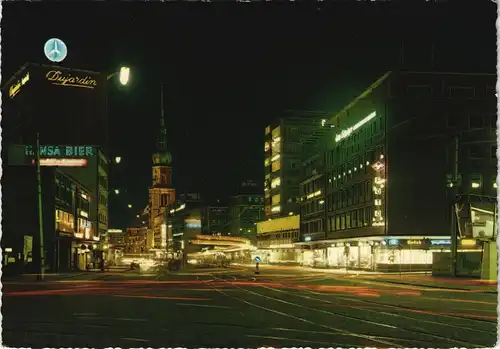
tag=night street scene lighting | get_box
[1,1,498,348]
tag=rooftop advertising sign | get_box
[8,144,97,167]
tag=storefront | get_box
[296,236,451,272]
[72,241,99,270]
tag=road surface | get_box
[3,265,497,348]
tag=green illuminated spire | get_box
[152,84,172,166]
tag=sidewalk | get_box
[354,274,498,293]
[236,263,498,292]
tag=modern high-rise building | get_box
[148,86,176,238]
[263,111,330,219]
[299,71,497,273]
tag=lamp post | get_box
[98,67,130,271]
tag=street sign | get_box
[255,256,261,263]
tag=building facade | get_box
[256,214,301,264]
[124,227,149,254]
[167,196,203,261]
[263,112,330,218]
[3,63,109,275]
[229,194,264,240]
[298,71,497,272]
[201,204,230,236]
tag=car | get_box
[130,260,140,270]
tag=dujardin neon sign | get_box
[25,145,95,157]
[335,111,377,143]
[9,72,30,99]
[46,70,97,89]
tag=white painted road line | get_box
[176,303,232,309]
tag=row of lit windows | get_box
[327,207,374,232]
[302,178,323,196]
[55,209,74,233]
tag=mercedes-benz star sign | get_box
[44,38,68,63]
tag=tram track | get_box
[210,274,411,347]
[210,273,492,348]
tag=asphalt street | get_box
[3,265,498,348]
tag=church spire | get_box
[152,84,172,166]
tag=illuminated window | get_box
[271,177,281,188]
[272,126,281,139]
[272,194,281,205]
[470,174,482,189]
[272,161,281,172]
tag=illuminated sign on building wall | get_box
[9,72,30,99]
[25,145,95,157]
[46,70,97,89]
[33,158,88,167]
[161,224,167,248]
[335,111,377,143]
[372,173,386,227]
[257,214,300,234]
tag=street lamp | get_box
[115,156,122,164]
[114,189,120,195]
[119,67,130,85]
[128,204,132,208]
[106,66,131,85]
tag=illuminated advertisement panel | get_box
[8,144,97,167]
[6,63,106,147]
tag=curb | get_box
[358,278,498,293]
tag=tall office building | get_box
[299,71,497,272]
[263,111,330,218]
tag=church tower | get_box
[149,85,176,242]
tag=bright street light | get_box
[106,67,131,85]
[119,67,130,85]
[114,189,120,195]
[128,204,132,208]
[115,156,122,164]
[136,214,140,218]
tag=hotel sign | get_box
[9,72,30,99]
[46,70,97,89]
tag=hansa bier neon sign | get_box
[25,145,95,167]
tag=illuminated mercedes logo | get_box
[44,38,68,63]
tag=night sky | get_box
[2,1,496,228]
